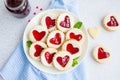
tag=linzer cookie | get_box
[92,45,111,64]
[56,13,75,32]
[66,28,85,44]
[62,39,82,59]
[41,48,57,67]
[102,14,120,31]
[29,41,47,60]
[47,30,65,48]
[53,51,72,71]
[29,25,48,42]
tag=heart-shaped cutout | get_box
[46,16,55,29]
[33,30,46,41]
[34,45,44,57]
[98,47,110,59]
[60,16,71,28]
[70,32,82,41]
[50,33,61,45]
[45,52,55,64]
[67,43,79,54]
[107,16,118,27]
[88,27,100,39]
[57,55,69,67]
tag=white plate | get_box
[23,9,88,74]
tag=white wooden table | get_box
[0,0,120,80]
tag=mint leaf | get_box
[72,57,79,67]
[73,21,83,29]
[26,40,32,47]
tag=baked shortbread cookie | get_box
[29,25,48,42]
[41,48,57,67]
[47,30,65,48]
[53,51,72,71]
[93,45,111,64]
[41,14,57,32]
[29,41,47,60]
[56,13,75,32]
[66,28,85,44]
[102,14,120,32]
[62,39,82,58]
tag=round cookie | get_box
[93,45,111,64]
[29,25,48,42]
[29,41,47,60]
[47,30,65,48]
[41,48,57,67]
[41,14,58,32]
[66,28,85,44]
[56,13,75,32]
[102,14,120,32]
[62,39,82,59]
[53,51,72,71]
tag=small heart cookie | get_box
[56,13,75,32]
[41,48,57,67]
[47,30,65,48]
[53,51,72,70]
[62,39,82,58]
[29,41,47,60]
[29,26,48,42]
[102,14,120,32]
[93,45,111,64]
[88,27,100,39]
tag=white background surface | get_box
[0,0,120,80]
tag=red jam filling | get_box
[70,32,82,41]
[107,16,118,27]
[34,45,44,57]
[46,16,55,29]
[50,33,61,45]
[45,52,55,64]
[57,55,69,67]
[67,43,79,54]
[60,16,71,28]
[33,30,46,41]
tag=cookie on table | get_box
[53,51,72,71]
[102,13,120,32]
[66,28,85,44]
[56,13,75,32]
[47,30,65,48]
[29,25,48,42]
[41,48,57,67]
[92,45,111,64]
[62,39,82,59]
[29,41,47,60]
[41,14,58,32]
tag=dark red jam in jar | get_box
[5,0,31,18]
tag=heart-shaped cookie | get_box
[88,27,100,39]
[46,16,55,29]
[41,48,57,67]
[29,41,47,60]
[102,14,120,32]
[93,45,111,64]
[53,51,72,70]
[47,30,65,48]
[62,39,82,58]
[29,26,48,42]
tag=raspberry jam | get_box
[5,0,31,18]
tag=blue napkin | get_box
[0,0,86,80]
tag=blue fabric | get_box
[0,0,86,80]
